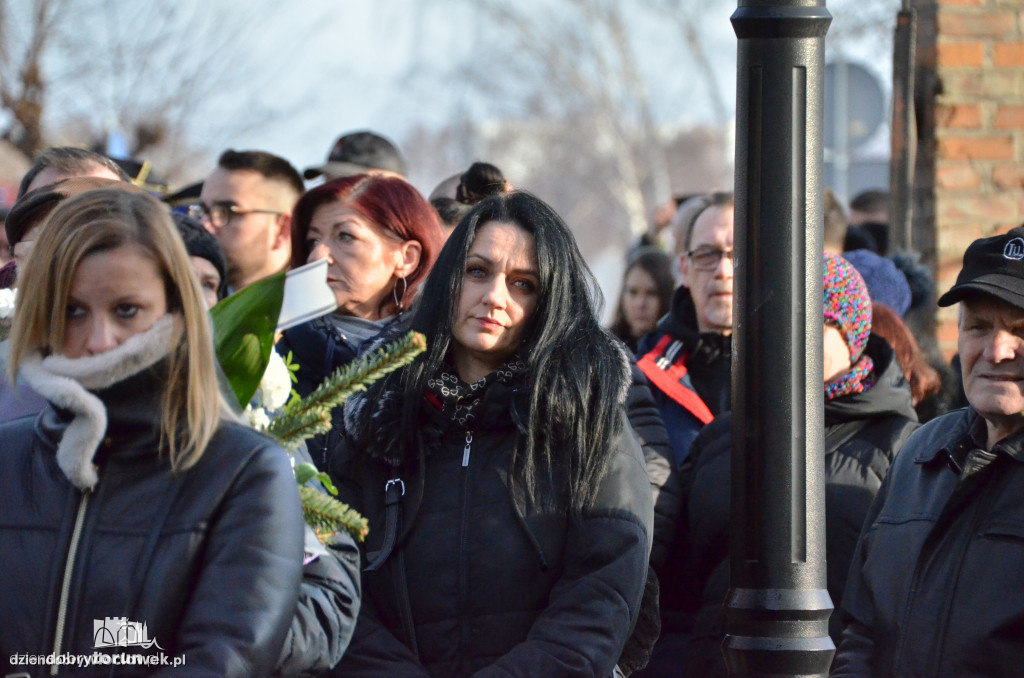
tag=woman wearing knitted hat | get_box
[673,252,921,677]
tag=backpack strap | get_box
[365,476,404,571]
[638,335,714,425]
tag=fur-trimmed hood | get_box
[17,315,179,490]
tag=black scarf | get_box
[426,358,526,428]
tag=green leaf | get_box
[210,272,286,407]
[294,462,320,486]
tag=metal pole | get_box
[890,0,918,252]
[726,0,834,675]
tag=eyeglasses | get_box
[686,246,735,271]
[187,203,283,229]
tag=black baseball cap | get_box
[303,131,407,180]
[938,225,1024,310]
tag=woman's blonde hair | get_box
[8,188,226,471]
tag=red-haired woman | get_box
[278,174,444,467]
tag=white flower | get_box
[258,349,292,412]
[0,288,16,320]
[245,404,271,431]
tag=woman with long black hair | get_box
[332,191,654,677]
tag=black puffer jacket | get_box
[0,368,304,677]
[331,371,654,677]
[681,335,919,676]
[833,408,1024,678]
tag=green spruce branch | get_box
[267,331,426,449]
[299,485,370,542]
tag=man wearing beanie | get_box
[675,253,918,677]
[834,227,1024,677]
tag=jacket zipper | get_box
[462,431,473,467]
[51,489,92,674]
[458,430,473,668]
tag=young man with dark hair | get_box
[195,149,303,292]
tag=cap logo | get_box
[1004,237,1024,260]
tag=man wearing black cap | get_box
[833,226,1024,677]
[303,130,407,181]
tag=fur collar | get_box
[18,315,179,490]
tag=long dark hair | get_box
[401,191,629,514]
[610,246,674,345]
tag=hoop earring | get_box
[393,276,408,311]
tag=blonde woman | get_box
[0,188,303,676]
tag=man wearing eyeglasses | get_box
[634,191,734,675]
[195,150,304,292]
[638,191,735,469]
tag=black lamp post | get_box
[725,0,835,676]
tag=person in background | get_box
[172,212,229,308]
[633,192,734,676]
[610,247,674,353]
[638,191,734,467]
[17,146,129,199]
[303,130,408,182]
[844,189,890,255]
[0,188,303,676]
[869,301,942,420]
[194,149,303,292]
[833,225,1024,678]
[277,173,443,469]
[681,253,918,677]
[431,162,511,237]
[824,188,849,256]
[331,191,652,677]
[844,248,912,318]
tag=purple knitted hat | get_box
[824,252,872,362]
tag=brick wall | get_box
[920,0,1024,357]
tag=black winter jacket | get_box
[331,374,654,677]
[681,335,918,677]
[0,369,304,677]
[833,408,1024,677]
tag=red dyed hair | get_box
[871,302,941,406]
[291,174,444,316]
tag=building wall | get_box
[921,0,1024,356]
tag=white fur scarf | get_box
[18,315,179,491]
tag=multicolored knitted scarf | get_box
[824,353,875,401]
[426,358,527,428]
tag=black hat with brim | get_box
[937,226,1024,310]
[303,131,407,180]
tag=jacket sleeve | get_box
[273,526,361,677]
[829,464,893,677]
[830,621,874,677]
[155,443,305,678]
[473,421,655,678]
[626,363,683,572]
